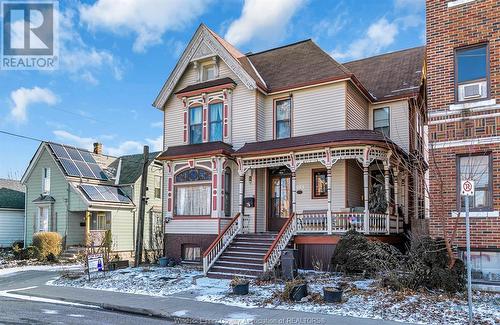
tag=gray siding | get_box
[346,82,369,129]
[369,100,410,152]
[0,209,24,247]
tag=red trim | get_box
[203,213,240,257]
[173,215,212,220]
[175,83,235,98]
[263,212,295,263]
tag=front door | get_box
[268,167,292,231]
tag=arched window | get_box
[174,168,211,216]
[224,167,231,216]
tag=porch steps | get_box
[207,233,277,279]
[60,246,86,261]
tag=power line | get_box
[0,130,45,143]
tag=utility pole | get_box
[134,145,149,267]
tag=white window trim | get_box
[37,205,50,232]
[449,98,496,111]
[448,0,477,8]
[42,167,51,195]
[451,211,499,218]
[199,59,218,82]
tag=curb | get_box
[10,290,220,324]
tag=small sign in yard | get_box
[87,253,104,281]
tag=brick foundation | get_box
[164,233,217,261]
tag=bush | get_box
[32,232,62,261]
[382,235,466,293]
[11,240,24,250]
[331,230,402,276]
[14,246,40,260]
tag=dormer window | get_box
[201,63,216,81]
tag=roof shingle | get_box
[0,179,24,210]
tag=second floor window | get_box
[276,98,291,139]
[154,175,162,199]
[42,167,50,194]
[209,102,223,142]
[373,107,390,137]
[189,106,202,144]
[455,44,488,101]
[458,155,492,211]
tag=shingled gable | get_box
[152,24,258,109]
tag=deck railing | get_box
[296,212,402,234]
[263,213,297,273]
[202,213,241,274]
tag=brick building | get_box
[426,0,500,284]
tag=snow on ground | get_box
[0,249,81,274]
[0,264,83,276]
[52,266,500,325]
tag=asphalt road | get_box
[0,295,173,325]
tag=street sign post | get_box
[460,180,474,324]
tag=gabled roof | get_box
[0,179,25,209]
[109,151,161,185]
[247,40,352,93]
[343,46,425,101]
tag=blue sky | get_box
[0,0,425,179]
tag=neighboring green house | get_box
[21,142,163,259]
[0,179,25,247]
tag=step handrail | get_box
[263,213,297,272]
[202,213,241,274]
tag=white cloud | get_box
[79,0,208,52]
[331,18,399,61]
[9,87,58,123]
[150,121,163,128]
[224,0,305,47]
[53,130,162,156]
[59,9,123,84]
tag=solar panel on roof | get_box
[49,143,108,180]
[49,143,70,159]
[79,151,96,164]
[80,184,132,203]
[59,158,80,177]
[65,147,84,161]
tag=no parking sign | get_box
[461,180,475,196]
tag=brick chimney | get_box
[93,142,103,155]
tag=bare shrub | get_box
[32,232,62,261]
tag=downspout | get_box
[23,186,27,245]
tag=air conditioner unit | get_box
[458,81,487,101]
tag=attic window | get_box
[201,63,216,81]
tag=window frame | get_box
[201,63,216,82]
[37,205,49,232]
[154,175,162,199]
[274,97,292,139]
[454,43,490,103]
[173,167,212,217]
[373,107,390,137]
[224,167,231,217]
[181,244,201,261]
[42,167,50,194]
[456,153,493,212]
[189,105,203,144]
[311,168,328,199]
[208,101,223,142]
[90,211,111,231]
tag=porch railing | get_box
[202,213,241,274]
[296,212,402,234]
[263,213,297,273]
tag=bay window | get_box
[209,102,223,142]
[174,168,211,216]
[276,98,291,139]
[457,154,492,211]
[189,106,202,144]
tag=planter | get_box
[159,257,169,267]
[232,282,249,295]
[323,287,343,303]
[107,260,129,271]
[290,284,308,302]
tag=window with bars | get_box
[457,154,492,211]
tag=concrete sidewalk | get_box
[10,284,408,325]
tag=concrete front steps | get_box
[60,246,86,262]
[207,233,277,279]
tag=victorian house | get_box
[153,24,426,278]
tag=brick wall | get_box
[427,0,500,250]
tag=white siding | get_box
[263,82,346,140]
[295,161,346,213]
[369,100,410,152]
[0,209,24,247]
[346,82,369,129]
[256,92,266,141]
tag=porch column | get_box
[363,164,369,234]
[384,160,390,234]
[291,172,297,214]
[326,167,332,235]
[393,166,399,233]
[238,173,245,229]
[84,211,90,246]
